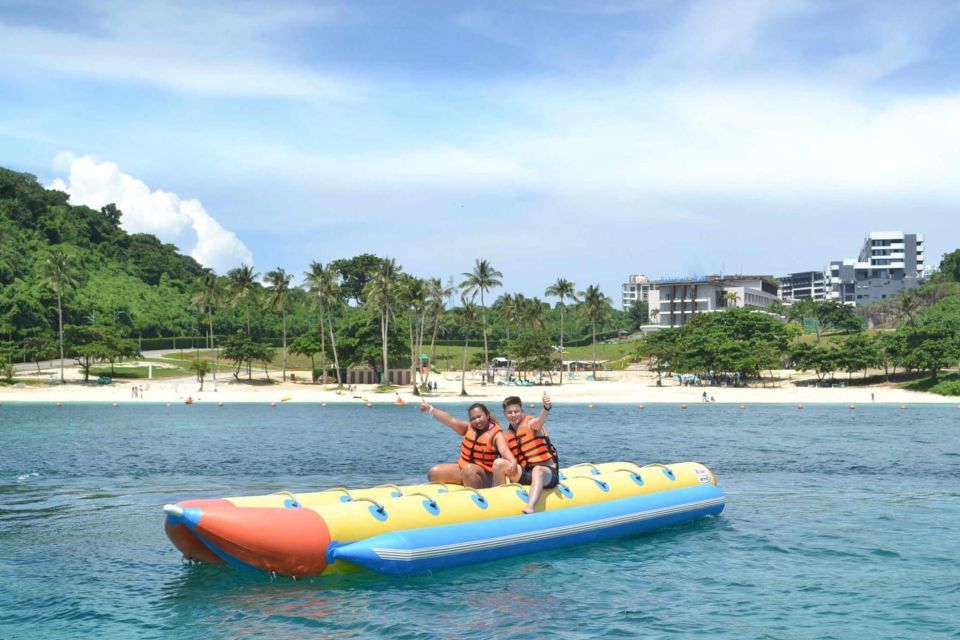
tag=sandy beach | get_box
[2,366,957,406]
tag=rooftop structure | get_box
[826,232,925,305]
[648,275,779,327]
[621,274,652,310]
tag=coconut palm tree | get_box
[365,258,401,384]
[459,259,502,383]
[265,267,292,381]
[191,270,220,349]
[227,264,259,336]
[304,261,344,386]
[41,249,79,383]
[493,293,522,342]
[401,276,430,394]
[545,277,577,385]
[455,295,480,396]
[578,284,613,381]
[190,270,221,380]
[426,277,454,386]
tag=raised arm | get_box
[420,400,469,435]
[530,392,552,432]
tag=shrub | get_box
[927,379,960,396]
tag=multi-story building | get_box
[780,270,827,301]
[648,275,780,327]
[826,232,925,305]
[621,274,652,310]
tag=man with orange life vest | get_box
[494,393,558,514]
[420,401,516,489]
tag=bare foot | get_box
[521,506,534,514]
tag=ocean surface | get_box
[1,401,958,639]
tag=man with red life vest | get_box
[420,401,516,489]
[496,393,558,514]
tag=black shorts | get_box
[518,465,559,489]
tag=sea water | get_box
[0,402,958,639]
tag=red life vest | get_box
[458,423,502,472]
[505,416,558,469]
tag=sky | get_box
[2,0,960,302]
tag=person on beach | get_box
[420,401,516,489]
[497,394,559,514]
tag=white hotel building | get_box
[826,232,925,305]
[647,275,780,328]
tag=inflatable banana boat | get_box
[163,461,724,578]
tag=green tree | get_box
[226,264,259,336]
[190,358,210,391]
[330,253,382,305]
[425,277,454,387]
[935,248,960,283]
[460,259,503,383]
[41,249,80,383]
[364,258,401,384]
[290,331,324,382]
[265,267,292,381]
[578,284,612,380]
[191,270,220,352]
[454,297,480,396]
[545,277,578,385]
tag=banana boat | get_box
[163,461,724,577]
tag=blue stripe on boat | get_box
[331,484,724,576]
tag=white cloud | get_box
[0,1,357,102]
[48,153,253,273]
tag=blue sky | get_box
[2,0,959,301]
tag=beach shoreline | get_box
[2,368,956,406]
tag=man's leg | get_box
[522,466,553,514]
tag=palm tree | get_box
[41,249,79,383]
[190,270,219,351]
[365,258,401,384]
[426,277,454,386]
[545,278,577,385]
[455,296,480,396]
[265,267,292,381]
[190,270,221,380]
[722,290,739,308]
[227,264,259,336]
[494,293,522,342]
[400,276,430,394]
[304,261,344,386]
[459,259,503,383]
[578,284,613,381]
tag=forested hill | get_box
[0,166,205,339]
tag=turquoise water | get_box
[1,402,958,639]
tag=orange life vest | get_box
[458,423,502,472]
[505,416,558,469]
